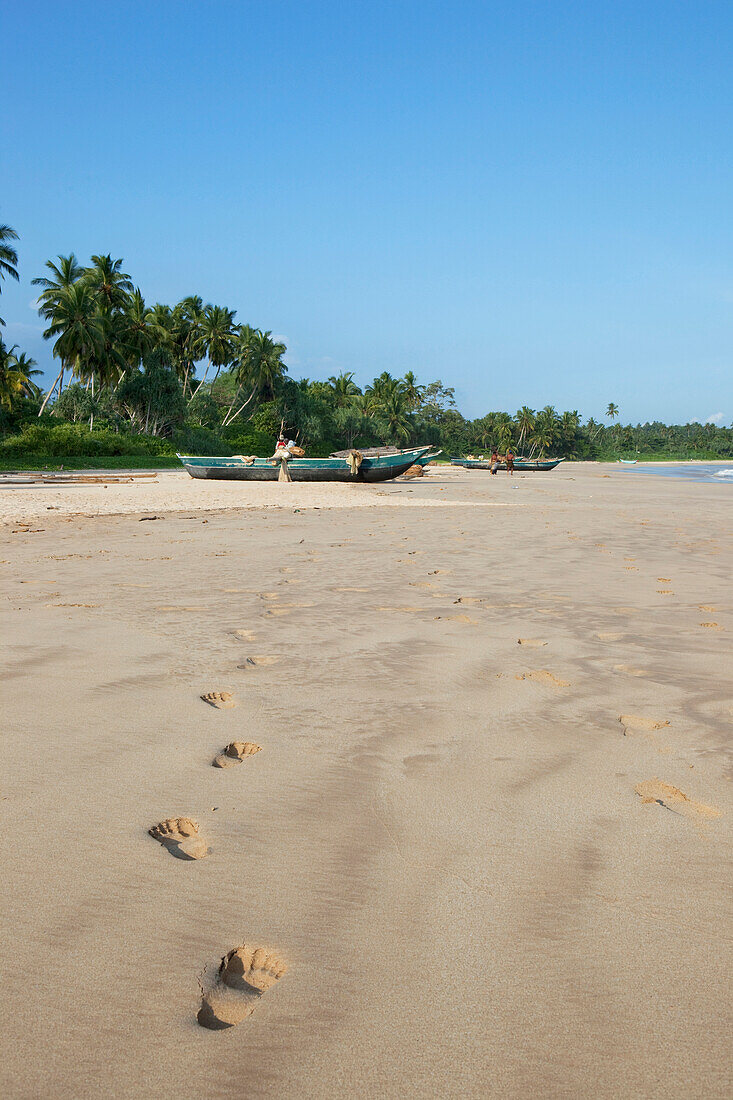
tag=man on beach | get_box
[490,448,500,474]
[506,448,515,475]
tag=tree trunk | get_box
[38,364,65,416]
[222,388,257,428]
[189,363,210,401]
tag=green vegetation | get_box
[1,225,731,468]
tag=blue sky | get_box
[3,0,732,424]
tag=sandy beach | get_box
[1,462,731,1099]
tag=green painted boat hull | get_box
[450,458,563,472]
[178,447,432,483]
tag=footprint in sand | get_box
[597,632,623,641]
[700,622,724,631]
[698,604,717,613]
[517,638,547,648]
[434,614,477,624]
[149,818,209,860]
[237,656,279,669]
[213,741,262,768]
[613,664,648,677]
[201,692,237,709]
[453,597,485,606]
[634,779,722,822]
[657,590,674,595]
[517,670,569,688]
[198,945,288,1029]
[657,578,671,583]
[232,629,256,641]
[265,603,314,617]
[619,714,669,734]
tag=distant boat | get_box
[451,457,563,472]
[329,446,441,465]
[619,458,638,464]
[178,447,433,483]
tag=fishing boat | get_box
[414,450,442,466]
[619,458,638,464]
[451,457,563,472]
[178,446,433,483]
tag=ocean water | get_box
[625,463,733,484]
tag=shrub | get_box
[0,423,172,458]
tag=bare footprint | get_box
[517,670,570,688]
[613,664,648,677]
[517,638,547,648]
[435,614,477,624]
[201,692,237,709]
[619,714,669,734]
[657,578,671,583]
[657,590,674,595]
[213,741,261,768]
[149,818,209,860]
[198,945,288,1029]
[700,622,724,631]
[597,632,623,641]
[237,656,279,669]
[698,604,717,613]
[634,779,722,822]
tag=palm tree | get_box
[606,402,620,448]
[0,339,41,409]
[514,406,535,452]
[163,298,203,397]
[223,330,287,426]
[38,281,104,414]
[0,223,20,325]
[328,371,360,407]
[191,304,237,394]
[530,408,559,457]
[364,371,400,415]
[83,254,132,313]
[400,370,425,410]
[33,255,87,409]
[379,389,412,442]
[493,412,514,451]
[559,409,580,453]
[32,254,84,311]
[119,288,156,371]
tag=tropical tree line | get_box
[1,224,731,460]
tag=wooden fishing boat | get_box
[619,458,637,464]
[451,457,563,472]
[414,450,442,466]
[178,446,433,483]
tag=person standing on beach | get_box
[505,448,515,475]
[490,448,500,474]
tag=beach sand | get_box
[1,463,731,1098]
